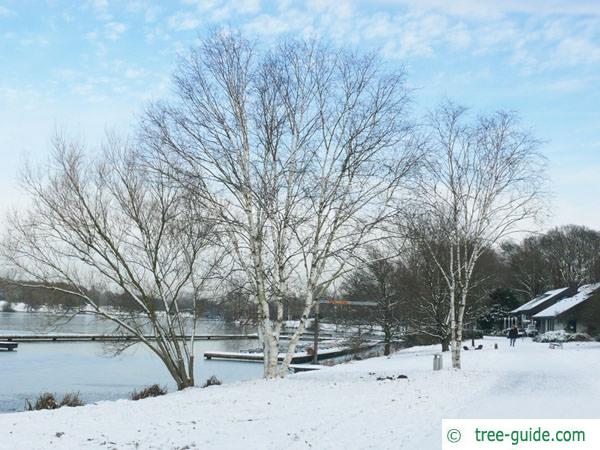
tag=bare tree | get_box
[502,225,600,296]
[342,247,404,356]
[141,32,419,378]
[2,135,219,389]
[391,238,497,351]
[501,237,551,298]
[404,102,546,368]
[397,241,453,351]
[538,225,600,286]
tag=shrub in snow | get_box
[130,384,167,400]
[26,393,58,411]
[201,376,222,388]
[59,393,84,407]
[25,392,84,411]
[533,331,593,343]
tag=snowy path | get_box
[410,339,600,449]
[455,340,600,419]
[0,338,598,449]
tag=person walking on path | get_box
[508,326,519,347]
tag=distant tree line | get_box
[5,224,596,334]
[0,277,309,324]
[502,224,600,297]
[338,224,600,354]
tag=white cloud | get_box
[105,21,127,41]
[376,0,600,20]
[446,23,471,49]
[144,5,161,23]
[553,36,600,65]
[243,13,293,36]
[0,85,53,110]
[0,5,13,17]
[542,78,592,93]
[62,11,75,22]
[91,0,108,9]
[19,35,50,47]
[167,12,201,31]
[213,0,600,76]
[144,26,172,43]
[166,0,262,32]
[124,1,162,23]
[85,31,98,41]
[237,0,261,14]
[87,0,111,21]
[124,67,145,79]
[211,0,260,19]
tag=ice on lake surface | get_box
[0,312,263,412]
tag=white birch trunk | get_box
[279,290,315,375]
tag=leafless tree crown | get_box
[3,134,219,389]
[141,32,420,377]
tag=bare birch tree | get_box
[404,101,546,369]
[2,134,219,389]
[399,236,504,351]
[141,32,419,378]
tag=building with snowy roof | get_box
[532,283,600,334]
[508,286,576,329]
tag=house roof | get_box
[533,283,600,318]
[511,287,570,314]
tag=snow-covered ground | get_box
[1,337,599,450]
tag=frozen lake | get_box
[0,312,262,413]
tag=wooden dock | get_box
[0,341,18,351]
[0,331,333,343]
[0,333,259,343]
[204,344,376,364]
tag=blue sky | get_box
[0,0,599,230]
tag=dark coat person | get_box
[508,326,519,347]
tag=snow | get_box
[510,287,569,313]
[1,337,599,449]
[533,282,600,318]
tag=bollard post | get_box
[433,353,442,371]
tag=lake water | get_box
[0,312,263,413]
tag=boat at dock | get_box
[0,341,18,351]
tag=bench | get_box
[548,342,563,349]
